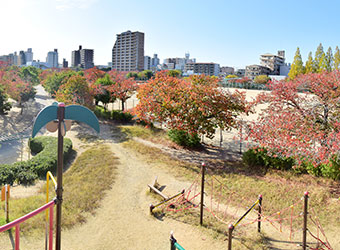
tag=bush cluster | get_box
[167,129,201,148]
[243,148,340,180]
[94,106,133,123]
[242,148,294,171]
[0,136,72,186]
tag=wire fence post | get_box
[302,191,309,250]
[258,194,262,233]
[228,224,234,250]
[200,162,206,226]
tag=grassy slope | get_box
[0,144,118,235]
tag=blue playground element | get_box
[32,103,100,138]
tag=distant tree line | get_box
[289,43,340,79]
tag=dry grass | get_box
[122,139,340,238]
[0,144,118,235]
[118,125,176,146]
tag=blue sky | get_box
[1,0,340,68]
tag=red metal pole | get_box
[15,225,20,250]
[49,206,54,250]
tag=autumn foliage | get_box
[55,75,93,108]
[135,72,247,139]
[246,71,340,178]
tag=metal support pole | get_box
[56,103,65,250]
[258,194,262,233]
[228,224,234,250]
[302,191,309,250]
[200,163,206,226]
[170,231,176,250]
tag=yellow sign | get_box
[1,185,10,201]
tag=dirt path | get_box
[60,142,227,250]
[4,123,228,250]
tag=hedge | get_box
[0,136,72,186]
[242,148,340,180]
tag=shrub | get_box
[94,106,111,119]
[168,129,201,148]
[111,110,133,123]
[0,136,72,185]
[243,148,340,180]
[242,148,294,171]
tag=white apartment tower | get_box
[46,49,59,68]
[112,30,144,71]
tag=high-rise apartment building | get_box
[71,45,94,69]
[46,49,59,68]
[144,56,151,70]
[150,54,160,70]
[25,48,33,63]
[18,51,26,66]
[112,30,144,71]
[63,58,68,68]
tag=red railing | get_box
[0,199,55,250]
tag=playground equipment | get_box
[32,102,100,250]
[148,177,185,213]
[45,171,57,250]
[170,231,186,250]
[0,200,55,250]
[157,163,333,250]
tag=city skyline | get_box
[1,0,340,68]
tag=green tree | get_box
[167,69,182,77]
[142,70,153,80]
[43,70,76,97]
[226,74,238,78]
[0,84,11,114]
[254,75,271,84]
[55,75,93,108]
[305,52,315,73]
[325,47,333,72]
[94,74,114,108]
[318,53,327,72]
[334,46,340,70]
[314,43,324,72]
[126,72,138,80]
[19,66,41,86]
[288,47,305,79]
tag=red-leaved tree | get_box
[246,71,340,170]
[135,72,247,138]
[55,75,93,108]
[107,70,137,111]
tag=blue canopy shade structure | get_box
[32,103,100,138]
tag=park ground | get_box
[0,85,339,249]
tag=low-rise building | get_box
[235,68,245,77]
[184,62,220,76]
[220,66,235,77]
[245,64,271,79]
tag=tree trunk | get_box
[121,100,125,111]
